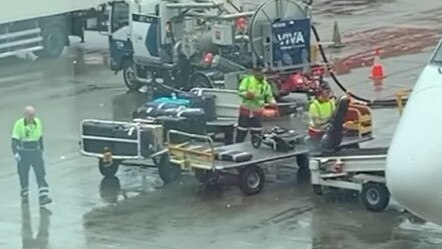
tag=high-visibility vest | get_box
[238,75,274,112]
[12,117,43,150]
[309,99,335,127]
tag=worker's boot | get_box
[21,195,29,204]
[39,196,52,206]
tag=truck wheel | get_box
[98,159,120,177]
[189,72,214,89]
[37,25,66,58]
[123,65,142,91]
[157,154,181,184]
[239,165,265,195]
[361,183,390,212]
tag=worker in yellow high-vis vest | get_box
[236,67,277,143]
[12,106,52,206]
[308,88,336,139]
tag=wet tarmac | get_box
[1,1,442,248]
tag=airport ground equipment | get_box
[156,130,373,195]
[0,0,110,59]
[309,148,389,212]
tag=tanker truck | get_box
[107,0,325,97]
[0,0,110,59]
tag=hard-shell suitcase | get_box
[180,93,217,121]
[82,122,117,137]
[82,122,118,154]
[213,148,253,162]
[155,116,191,143]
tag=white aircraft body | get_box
[386,38,442,226]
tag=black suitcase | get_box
[82,140,114,154]
[213,148,253,162]
[175,108,206,134]
[220,150,253,162]
[155,116,191,143]
[179,92,217,121]
[140,130,157,158]
[113,126,137,156]
[82,122,117,137]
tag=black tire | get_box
[123,64,142,91]
[361,183,390,212]
[157,154,181,184]
[296,154,309,171]
[36,25,66,58]
[98,159,120,177]
[239,165,265,195]
[189,72,214,89]
[251,134,262,148]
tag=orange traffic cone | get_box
[369,48,386,86]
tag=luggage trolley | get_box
[158,130,311,195]
[80,119,164,177]
[156,129,373,195]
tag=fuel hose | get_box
[311,25,405,108]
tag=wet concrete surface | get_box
[2,1,442,248]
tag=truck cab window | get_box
[111,2,129,33]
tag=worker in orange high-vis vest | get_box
[308,88,336,139]
[236,68,277,143]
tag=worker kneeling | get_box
[235,67,277,143]
[308,88,336,141]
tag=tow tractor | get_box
[106,0,326,99]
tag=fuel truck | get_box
[106,0,323,97]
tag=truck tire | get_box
[189,72,214,89]
[361,183,390,212]
[123,64,142,91]
[37,24,67,58]
[156,154,181,184]
[98,159,120,177]
[239,165,265,195]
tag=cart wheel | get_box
[98,159,120,177]
[157,154,181,184]
[313,185,323,195]
[239,165,265,195]
[251,134,262,148]
[361,183,390,212]
[195,169,219,186]
[296,154,309,171]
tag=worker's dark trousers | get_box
[235,113,263,143]
[17,150,49,198]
